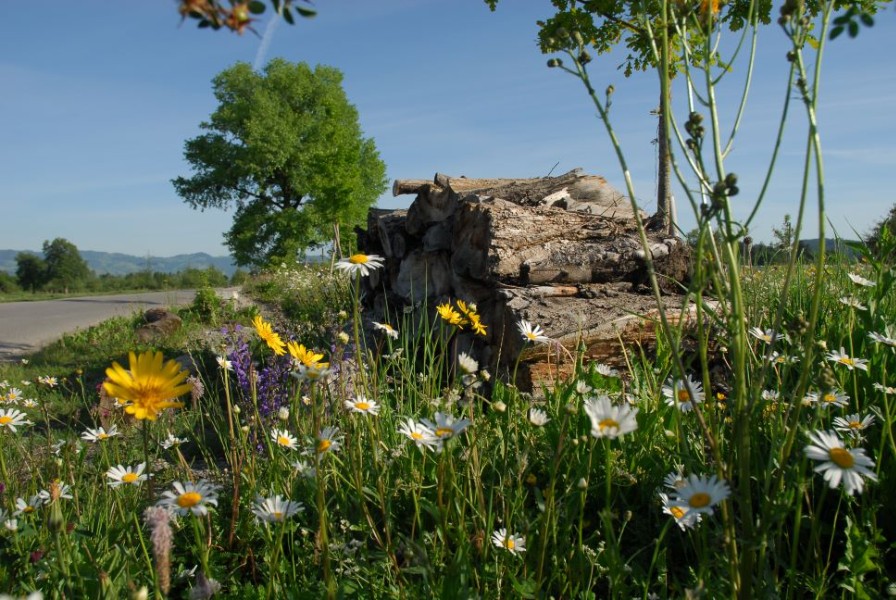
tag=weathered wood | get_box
[393,249,452,301]
[393,179,435,196]
[493,284,706,391]
[449,196,688,286]
[369,209,409,259]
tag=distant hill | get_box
[799,238,863,259]
[0,249,238,277]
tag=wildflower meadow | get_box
[2,0,896,598]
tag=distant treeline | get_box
[0,238,246,295]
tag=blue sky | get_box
[2,2,894,257]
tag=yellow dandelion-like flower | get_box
[469,313,487,336]
[252,316,286,356]
[103,352,191,421]
[437,302,464,327]
[287,342,328,369]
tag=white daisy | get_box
[252,495,304,524]
[868,331,896,347]
[293,364,332,383]
[575,380,593,396]
[517,320,550,344]
[817,389,850,409]
[0,408,32,432]
[838,296,867,311]
[21,398,38,408]
[13,495,42,516]
[661,375,705,412]
[761,389,780,402]
[826,347,869,371]
[594,363,620,378]
[311,426,343,455]
[659,492,702,530]
[833,413,876,439]
[373,322,399,340]
[158,480,220,516]
[216,356,233,371]
[847,272,875,287]
[271,428,298,450]
[291,459,317,479]
[873,382,896,394]
[749,327,788,344]
[344,396,381,415]
[397,418,441,451]
[81,425,120,443]
[161,432,188,449]
[106,463,148,487]
[583,395,639,439]
[491,528,526,555]
[528,407,550,427]
[38,375,59,387]
[804,430,876,495]
[421,412,471,440]
[4,388,24,404]
[767,351,798,365]
[456,352,479,375]
[335,253,385,277]
[663,469,687,491]
[38,481,72,504]
[669,474,731,516]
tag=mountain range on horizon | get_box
[0,249,238,277]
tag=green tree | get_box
[0,270,21,294]
[15,252,48,292]
[42,238,91,293]
[173,59,388,267]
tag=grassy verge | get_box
[0,254,892,598]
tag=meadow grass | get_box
[0,251,892,599]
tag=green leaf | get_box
[860,13,874,27]
[296,5,317,17]
[830,25,844,40]
[848,20,859,38]
[248,1,266,15]
[282,7,295,24]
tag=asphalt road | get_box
[0,288,239,361]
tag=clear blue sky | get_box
[2,2,893,257]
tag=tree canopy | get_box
[173,59,388,267]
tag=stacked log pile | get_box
[357,169,692,390]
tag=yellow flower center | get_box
[278,436,292,447]
[98,433,109,440]
[677,389,691,403]
[829,447,855,468]
[838,357,855,367]
[598,418,619,431]
[355,402,370,411]
[0,416,12,425]
[505,538,516,549]
[526,332,537,340]
[272,511,284,521]
[122,473,139,484]
[822,394,837,404]
[688,492,712,509]
[349,253,369,264]
[435,427,454,438]
[848,421,863,429]
[410,432,423,440]
[669,506,686,519]
[317,439,332,453]
[177,492,203,509]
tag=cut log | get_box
[449,196,688,288]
